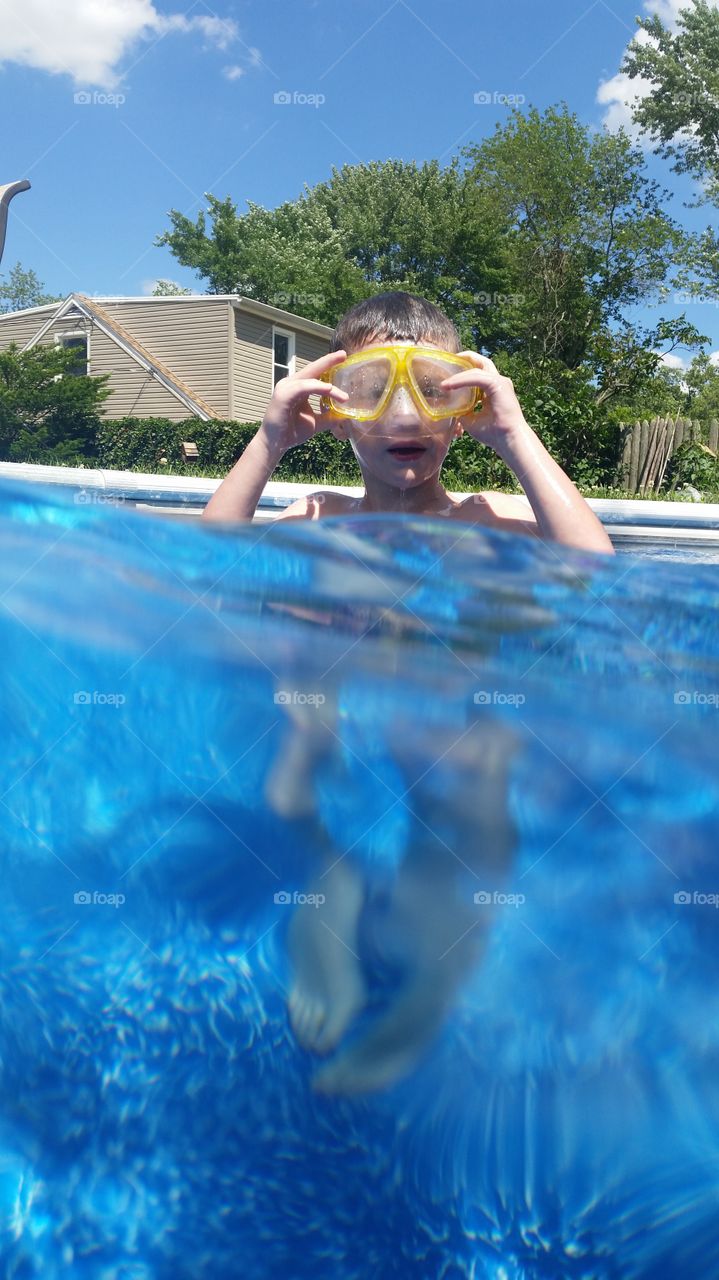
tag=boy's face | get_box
[326,339,462,491]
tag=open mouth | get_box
[387,444,427,460]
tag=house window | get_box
[272,327,295,386]
[56,331,89,377]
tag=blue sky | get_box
[2,0,718,361]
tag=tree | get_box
[151,280,193,296]
[156,110,707,482]
[0,262,62,312]
[0,343,110,462]
[461,106,704,399]
[156,161,497,331]
[622,0,719,201]
[622,3,719,300]
[682,351,719,419]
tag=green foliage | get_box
[0,343,110,462]
[664,440,719,491]
[151,280,193,296]
[156,107,708,466]
[94,416,524,492]
[0,262,62,313]
[95,416,362,481]
[623,1,719,199]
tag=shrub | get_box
[0,343,109,462]
[664,441,719,493]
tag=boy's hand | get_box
[260,350,349,452]
[440,352,530,456]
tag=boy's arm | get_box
[444,355,614,556]
[202,350,348,524]
[202,430,285,522]
[491,428,614,554]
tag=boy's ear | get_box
[327,421,350,441]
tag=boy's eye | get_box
[418,379,446,401]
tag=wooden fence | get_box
[619,417,719,493]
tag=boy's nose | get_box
[385,382,421,419]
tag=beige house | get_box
[0,293,332,421]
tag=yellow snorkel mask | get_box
[320,345,482,424]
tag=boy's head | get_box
[330,291,460,355]
[326,291,466,494]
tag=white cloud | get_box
[710,351,719,367]
[223,65,245,82]
[659,351,686,369]
[597,0,719,141]
[0,0,241,87]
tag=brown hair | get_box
[330,291,460,354]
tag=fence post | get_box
[709,420,719,454]
[628,420,642,492]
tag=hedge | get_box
[95,416,517,490]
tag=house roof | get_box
[22,294,219,420]
[0,293,333,339]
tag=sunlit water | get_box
[1,478,718,1280]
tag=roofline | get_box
[0,293,334,337]
[0,300,61,318]
[21,295,215,420]
[231,297,332,338]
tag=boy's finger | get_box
[289,349,347,379]
[440,368,500,389]
[279,378,348,399]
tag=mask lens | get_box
[410,354,476,416]
[330,356,392,417]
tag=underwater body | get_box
[0,478,718,1279]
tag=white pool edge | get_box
[1,460,719,533]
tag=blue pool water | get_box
[1,478,719,1279]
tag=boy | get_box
[203,293,613,1093]
[202,291,614,556]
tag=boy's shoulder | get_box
[273,491,358,522]
[456,491,533,521]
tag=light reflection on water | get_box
[0,480,718,1279]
